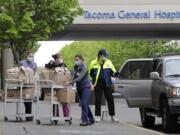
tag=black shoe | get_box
[26,117,33,121]
[80,122,89,126]
[53,120,58,125]
[88,121,94,125]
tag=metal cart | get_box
[4,79,34,122]
[36,80,72,125]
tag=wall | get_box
[74,0,180,24]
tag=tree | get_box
[0,0,82,64]
[60,40,180,70]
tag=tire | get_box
[19,118,23,122]
[53,120,58,125]
[4,117,8,122]
[69,120,72,125]
[36,120,40,125]
[139,108,155,128]
[161,99,178,133]
[16,117,19,122]
[50,120,54,126]
[16,117,22,122]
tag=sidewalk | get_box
[0,116,3,135]
[0,98,160,135]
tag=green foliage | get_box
[60,41,108,69]
[60,41,180,70]
[0,0,82,64]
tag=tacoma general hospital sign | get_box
[84,10,180,21]
[74,1,180,24]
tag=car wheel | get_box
[161,99,178,133]
[139,108,155,128]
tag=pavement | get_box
[0,110,3,135]
[0,98,180,135]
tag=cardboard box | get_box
[3,87,35,99]
[44,90,58,101]
[57,89,75,103]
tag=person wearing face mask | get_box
[45,53,66,69]
[19,50,37,121]
[66,54,94,126]
[89,48,118,122]
[44,53,69,122]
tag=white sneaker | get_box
[95,116,101,122]
[111,116,119,122]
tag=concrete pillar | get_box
[0,49,2,90]
[2,48,14,90]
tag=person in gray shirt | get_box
[67,54,94,126]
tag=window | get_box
[119,62,129,79]
[119,60,153,80]
[156,63,162,77]
[165,59,180,77]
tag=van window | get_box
[119,62,130,79]
[157,63,162,77]
[119,61,153,80]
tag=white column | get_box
[2,48,14,90]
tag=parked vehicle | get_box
[115,55,180,133]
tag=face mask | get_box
[60,59,63,63]
[103,56,107,61]
[55,58,62,64]
[75,60,80,65]
[27,57,33,62]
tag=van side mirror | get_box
[150,72,160,80]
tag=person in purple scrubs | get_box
[19,50,37,121]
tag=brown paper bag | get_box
[44,90,58,101]
[23,87,35,99]
[6,67,20,79]
[50,71,63,85]
[57,88,75,103]
[28,69,35,84]
[18,68,35,84]
[39,69,51,80]
[63,71,72,84]
[50,71,72,85]
[2,87,35,99]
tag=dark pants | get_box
[24,102,33,121]
[78,87,94,123]
[94,83,115,116]
[24,102,32,114]
[53,104,59,116]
